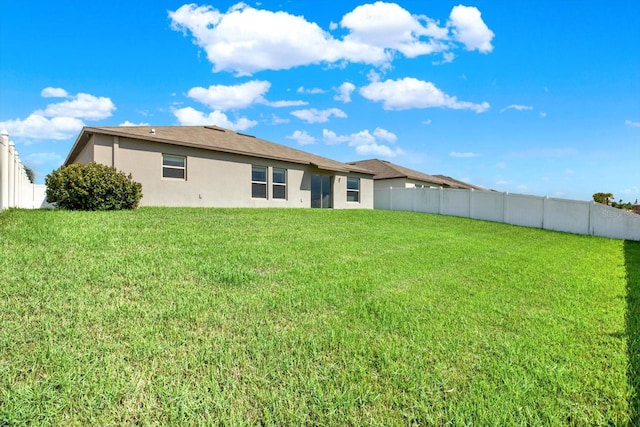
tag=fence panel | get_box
[441,188,470,217]
[590,202,640,240]
[1,130,49,211]
[504,193,544,228]
[374,187,640,241]
[543,198,591,235]
[470,190,504,222]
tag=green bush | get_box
[45,162,142,210]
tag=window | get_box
[272,168,287,199]
[347,177,360,202]
[252,166,267,198]
[162,154,186,179]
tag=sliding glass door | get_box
[311,174,332,208]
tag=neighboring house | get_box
[347,159,484,191]
[64,126,374,209]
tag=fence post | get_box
[439,187,443,214]
[8,141,15,208]
[542,196,548,230]
[389,187,393,210]
[0,130,8,211]
[503,192,508,223]
[412,186,416,212]
[588,201,594,236]
[469,189,474,218]
[16,154,23,209]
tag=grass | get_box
[0,207,636,425]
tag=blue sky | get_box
[1,0,638,202]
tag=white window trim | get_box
[347,177,360,203]
[272,168,287,200]
[162,154,186,180]
[252,165,268,199]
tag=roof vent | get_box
[205,126,226,133]
[150,128,156,134]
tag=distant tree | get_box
[24,166,35,183]
[592,192,613,205]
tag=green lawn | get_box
[1,208,637,425]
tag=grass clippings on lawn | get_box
[0,207,636,425]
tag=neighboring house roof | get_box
[65,126,374,175]
[431,175,486,191]
[347,158,483,190]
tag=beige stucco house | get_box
[348,159,485,192]
[64,126,374,209]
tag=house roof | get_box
[347,158,483,189]
[431,174,485,191]
[65,126,374,175]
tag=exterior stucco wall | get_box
[405,179,442,188]
[374,178,408,191]
[92,134,115,166]
[374,178,443,191]
[332,173,374,209]
[114,137,310,207]
[72,134,373,209]
[74,136,95,164]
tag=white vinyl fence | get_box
[376,187,640,241]
[0,130,51,211]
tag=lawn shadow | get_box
[625,239,640,425]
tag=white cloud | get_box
[261,100,308,108]
[322,129,350,145]
[187,80,270,110]
[450,151,480,158]
[432,51,455,65]
[169,3,354,75]
[286,130,316,145]
[501,104,533,113]
[187,80,307,109]
[172,106,257,131]
[136,109,152,117]
[449,5,494,53]
[0,114,84,140]
[373,127,397,143]
[267,114,289,125]
[540,111,547,118]
[168,2,495,75]
[41,87,69,98]
[291,108,347,123]
[0,88,115,141]
[340,2,449,58]
[496,161,507,169]
[119,121,150,126]
[334,82,356,103]
[322,127,403,157]
[297,86,325,94]
[360,77,489,112]
[422,119,432,125]
[355,142,403,157]
[40,93,116,120]
[625,119,640,128]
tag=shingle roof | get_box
[431,174,485,191]
[65,126,373,175]
[348,159,484,190]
